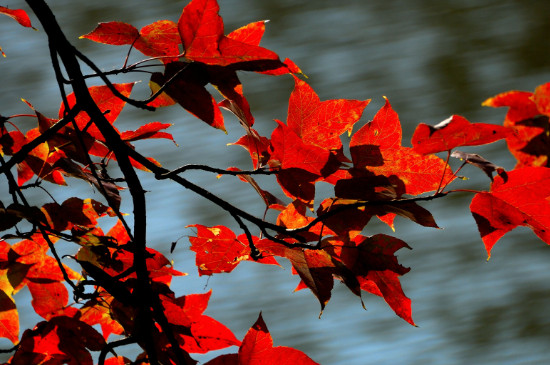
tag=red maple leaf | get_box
[157,291,241,354]
[204,313,319,365]
[9,316,105,365]
[286,76,369,150]
[188,224,280,276]
[470,166,550,258]
[78,289,124,340]
[350,97,454,196]
[59,83,134,142]
[179,0,278,67]
[483,82,550,168]
[6,235,80,319]
[0,6,34,28]
[148,0,299,130]
[0,6,35,57]
[229,129,271,169]
[81,20,181,63]
[411,115,511,154]
[268,77,368,205]
[119,121,176,143]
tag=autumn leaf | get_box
[0,6,34,28]
[120,121,176,143]
[470,166,550,258]
[0,272,19,344]
[269,120,333,177]
[188,224,280,276]
[483,82,550,168]
[350,97,454,195]
[158,291,241,353]
[229,129,271,169]
[150,62,225,131]
[451,150,506,181]
[268,78,368,205]
[103,357,132,365]
[79,290,124,340]
[0,7,35,57]
[325,234,414,325]
[40,197,116,232]
[412,115,511,154]
[260,237,361,314]
[205,313,319,365]
[10,316,106,365]
[59,83,134,141]
[330,170,439,231]
[286,76,369,150]
[178,0,278,66]
[0,128,26,156]
[148,0,298,129]
[81,20,181,63]
[15,128,66,186]
[7,235,80,319]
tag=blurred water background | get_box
[1,0,550,364]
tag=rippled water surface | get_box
[1,1,550,364]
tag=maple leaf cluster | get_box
[1,0,550,364]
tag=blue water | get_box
[1,1,550,364]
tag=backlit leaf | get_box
[350,98,454,195]
[287,76,369,150]
[412,115,511,154]
[0,6,33,28]
[470,167,550,258]
[205,313,319,365]
[81,21,181,63]
[178,0,279,66]
[188,225,279,276]
[0,287,18,344]
[483,83,550,168]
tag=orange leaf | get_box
[0,286,18,344]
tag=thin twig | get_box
[156,164,277,179]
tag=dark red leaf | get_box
[451,150,506,181]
